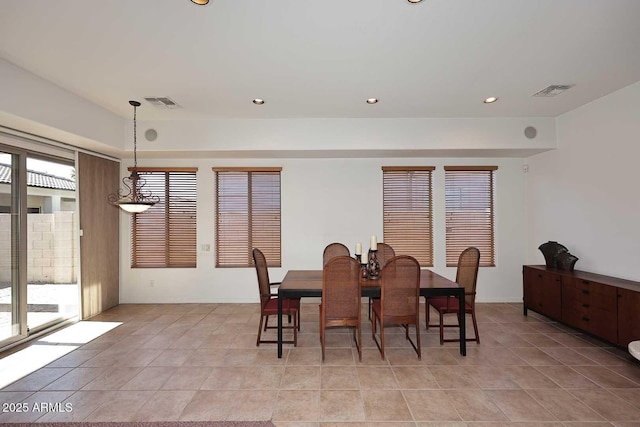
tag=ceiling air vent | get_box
[144,97,182,109]
[532,85,575,97]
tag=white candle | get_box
[370,235,377,251]
[355,242,362,255]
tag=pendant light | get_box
[108,100,159,213]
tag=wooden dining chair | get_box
[371,255,421,360]
[425,246,480,344]
[320,255,362,361]
[368,242,396,319]
[323,242,350,266]
[253,248,300,346]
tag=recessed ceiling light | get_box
[408,0,423,3]
[483,96,498,104]
[253,99,265,105]
[366,98,378,104]
[190,0,209,5]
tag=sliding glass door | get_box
[26,156,79,331]
[0,144,79,348]
[0,150,25,344]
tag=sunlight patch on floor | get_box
[0,321,121,389]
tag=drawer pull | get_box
[582,316,590,321]
[582,304,590,308]
[582,290,590,295]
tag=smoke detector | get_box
[144,97,182,109]
[532,85,575,97]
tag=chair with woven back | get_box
[371,255,421,360]
[322,242,350,266]
[368,242,396,319]
[425,246,480,345]
[320,255,362,361]
[253,248,300,346]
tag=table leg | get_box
[458,290,466,356]
[277,293,283,358]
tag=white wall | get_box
[120,156,527,304]
[527,81,640,281]
[0,58,124,155]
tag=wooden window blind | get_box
[382,166,434,266]
[131,168,198,268]
[214,167,281,268]
[445,166,497,267]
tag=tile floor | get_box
[1,302,639,426]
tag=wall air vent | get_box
[144,97,182,109]
[532,84,575,97]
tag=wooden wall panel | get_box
[78,152,120,318]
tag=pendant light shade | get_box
[108,100,159,213]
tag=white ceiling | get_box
[1,0,640,121]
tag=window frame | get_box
[213,167,282,268]
[130,167,198,269]
[382,166,435,267]
[444,166,497,267]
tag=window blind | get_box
[214,168,281,268]
[382,166,434,266]
[445,166,497,267]
[131,168,197,268]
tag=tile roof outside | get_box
[0,163,76,191]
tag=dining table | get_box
[277,269,467,358]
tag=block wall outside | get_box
[0,212,77,284]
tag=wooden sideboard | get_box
[523,265,640,347]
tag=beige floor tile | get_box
[510,346,564,366]
[430,366,481,389]
[319,389,365,421]
[273,390,320,422]
[160,366,212,390]
[404,389,461,421]
[148,348,195,367]
[178,390,236,421]
[200,366,248,389]
[2,367,72,391]
[527,388,606,422]
[503,365,561,389]
[571,365,640,388]
[445,389,508,422]
[133,390,196,421]
[46,349,102,368]
[534,365,599,389]
[361,389,412,421]
[288,348,322,366]
[357,366,398,389]
[182,348,228,366]
[484,389,557,422]
[282,366,321,390]
[392,366,439,389]
[81,367,142,390]
[82,390,155,422]
[42,367,107,391]
[570,388,640,421]
[36,390,111,422]
[226,389,277,421]
[120,366,176,390]
[540,346,601,365]
[321,366,359,390]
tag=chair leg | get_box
[425,298,430,330]
[472,310,480,343]
[356,324,362,362]
[256,314,264,346]
[264,315,269,331]
[439,311,445,345]
[415,322,421,359]
[380,322,385,361]
[293,309,298,346]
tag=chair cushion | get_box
[371,298,381,316]
[428,296,472,313]
[263,297,300,314]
